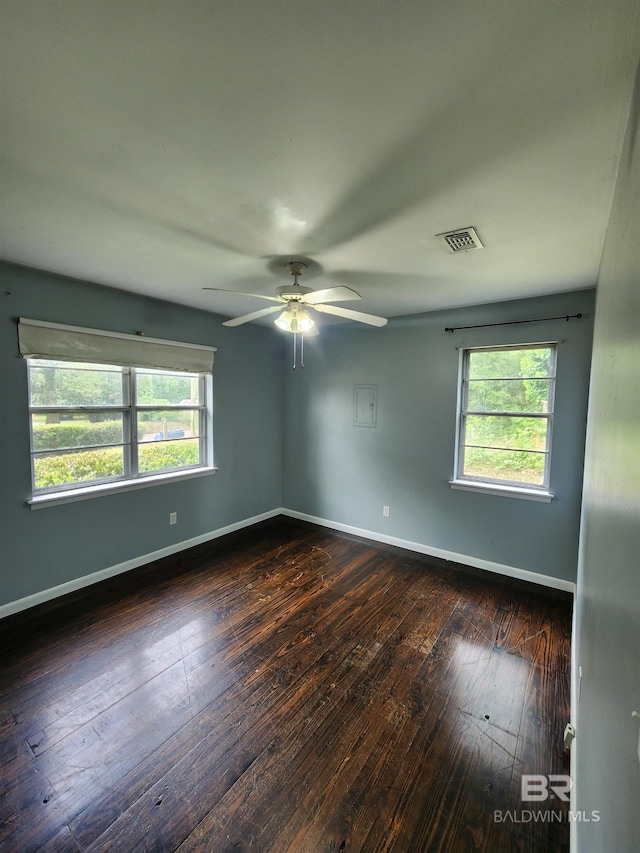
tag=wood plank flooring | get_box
[0,518,572,852]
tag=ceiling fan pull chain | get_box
[300,331,305,368]
[293,331,296,370]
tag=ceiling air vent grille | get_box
[436,227,484,253]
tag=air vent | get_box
[436,227,484,253]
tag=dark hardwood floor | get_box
[0,518,572,852]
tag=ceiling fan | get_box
[203,261,387,368]
[203,261,388,332]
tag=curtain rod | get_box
[444,313,582,333]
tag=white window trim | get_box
[28,465,219,509]
[451,342,557,499]
[449,478,554,502]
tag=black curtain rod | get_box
[444,313,582,333]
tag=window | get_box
[453,343,557,497]
[19,319,216,504]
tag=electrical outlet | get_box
[383,505,390,518]
[169,512,177,525]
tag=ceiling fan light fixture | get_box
[274,306,315,333]
[275,310,295,331]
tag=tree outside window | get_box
[456,344,557,489]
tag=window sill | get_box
[28,466,218,510]
[449,479,554,502]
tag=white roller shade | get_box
[18,318,216,373]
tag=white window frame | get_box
[450,342,557,502]
[19,319,217,508]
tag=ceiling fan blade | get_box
[303,285,361,305]
[312,303,388,327]
[203,288,280,302]
[222,305,284,326]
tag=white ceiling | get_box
[1,1,639,325]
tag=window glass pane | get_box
[456,344,555,490]
[467,378,551,413]
[33,447,125,490]
[137,411,200,443]
[135,370,201,406]
[138,438,201,473]
[464,414,548,452]
[31,415,124,451]
[29,361,124,407]
[467,347,553,380]
[462,446,545,486]
[27,360,209,496]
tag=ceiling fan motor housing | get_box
[276,284,314,301]
[277,261,313,300]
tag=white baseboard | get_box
[281,508,576,594]
[0,508,282,620]
[2,505,574,620]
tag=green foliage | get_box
[29,362,203,490]
[29,362,200,408]
[136,376,175,404]
[32,420,123,451]
[29,362,124,407]
[34,441,200,489]
[465,415,547,452]
[468,347,552,381]
[136,372,199,405]
[34,447,124,488]
[462,346,554,485]
[139,440,200,473]
[463,447,545,485]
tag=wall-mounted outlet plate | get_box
[169,512,177,525]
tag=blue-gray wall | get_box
[282,289,595,583]
[0,261,596,609]
[0,262,283,607]
[574,63,640,851]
